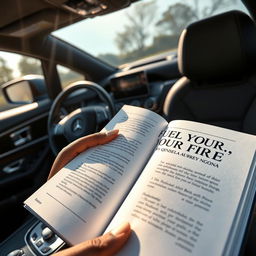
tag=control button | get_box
[42,227,54,241]
[6,249,24,256]
[36,240,43,248]
[31,232,38,241]
[41,247,51,254]
[96,110,107,123]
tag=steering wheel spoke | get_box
[54,122,65,136]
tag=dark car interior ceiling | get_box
[0,0,139,37]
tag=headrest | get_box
[178,11,256,82]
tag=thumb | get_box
[53,222,131,256]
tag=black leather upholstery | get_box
[163,10,256,135]
[178,11,256,82]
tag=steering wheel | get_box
[47,81,116,155]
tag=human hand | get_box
[53,222,131,256]
[48,130,119,179]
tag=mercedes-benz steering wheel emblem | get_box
[72,118,83,133]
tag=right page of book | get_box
[105,120,256,256]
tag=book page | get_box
[106,120,256,256]
[24,105,167,245]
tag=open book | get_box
[24,105,256,256]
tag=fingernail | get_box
[111,222,130,236]
[106,129,119,136]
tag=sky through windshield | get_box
[52,0,247,66]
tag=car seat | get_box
[163,10,256,255]
[163,10,256,135]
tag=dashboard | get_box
[108,63,179,113]
[53,53,180,127]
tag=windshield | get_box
[53,0,247,66]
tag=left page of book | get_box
[24,105,167,245]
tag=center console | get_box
[0,217,66,256]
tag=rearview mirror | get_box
[46,0,130,17]
[1,75,47,104]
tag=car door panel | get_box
[0,100,54,241]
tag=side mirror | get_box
[1,75,47,104]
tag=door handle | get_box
[3,159,24,174]
[10,126,32,146]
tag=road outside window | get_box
[57,65,85,89]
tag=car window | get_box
[57,65,85,89]
[0,51,44,111]
[52,0,248,67]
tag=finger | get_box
[48,130,119,179]
[53,222,131,256]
